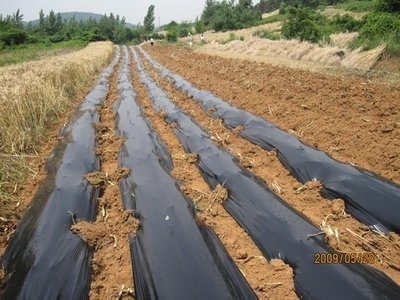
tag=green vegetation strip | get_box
[0,40,87,66]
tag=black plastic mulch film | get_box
[139,48,400,235]
[134,47,400,299]
[116,46,256,300]
[0,48,120,299]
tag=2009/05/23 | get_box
[314,252,377,264]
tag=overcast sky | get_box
[0,0,211,25]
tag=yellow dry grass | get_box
[196,35,385,72]
[262,10,279,19]
[181,22,282,45]
[0,41,114,200]
[199,37,343,63]
[330,32,359,48]
[341,44,386,71]
[322,6,368,20]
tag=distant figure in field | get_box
[150,37,154,46]
[188,32,193,47]
[200,34,205,45]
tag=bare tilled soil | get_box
[2,43,400,299]
[139,44,400,289]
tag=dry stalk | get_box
[307,214,340,244]
[116,285,134,300]
[206,180,228,212]
[268,105,273,115]
[211,132,230,146]
[271,180,281,195]
[345,228,399,269]
[294,184,307,194]
[66,210,77,225]
[109,234,118,248]
[328,141,343,154]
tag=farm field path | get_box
[2,44,400,299]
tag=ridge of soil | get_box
[81,57,136,299]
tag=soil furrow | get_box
[137,47,400,285]
[131,47,297,299]
[81,47,135,299]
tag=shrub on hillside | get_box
[281,7,324,43]
[49,34,68,43]
[166,30,178,42]
[349,12,400,55]
[195,20,206,34]
[0,28,29,46]
[360,12,400,42]
[332,13,362,32]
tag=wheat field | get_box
[0,41,114,200]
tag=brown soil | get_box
[1,43,400,299]
[138,44,400,290]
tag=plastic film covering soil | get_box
[116,46,256,300]
[133,48,400,299]
[0,48,120,299]
[140,48,400,234]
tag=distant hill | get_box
[27,12,136,28]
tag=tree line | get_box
[2,0,399,54]
[0,7,158,48]
[163,0,262,41]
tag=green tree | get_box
[200,0,261,31]
[0,28,29,46]
[46,10,58,35]
[39,10,45,26]
[12,9,24,27]
[143,4,155,34]
[255,0,281,13]
[235,0,262,28]
[332,14,361,32]
[55,13,63,31]
[360,12,400,41]
[0,10,29,47]
[195,17,206,33]
[201,0,218,26]
[281,7,322,42]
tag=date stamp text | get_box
[314,252,376,264]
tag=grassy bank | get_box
[0,40,88,67]
[0,41,114,204]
